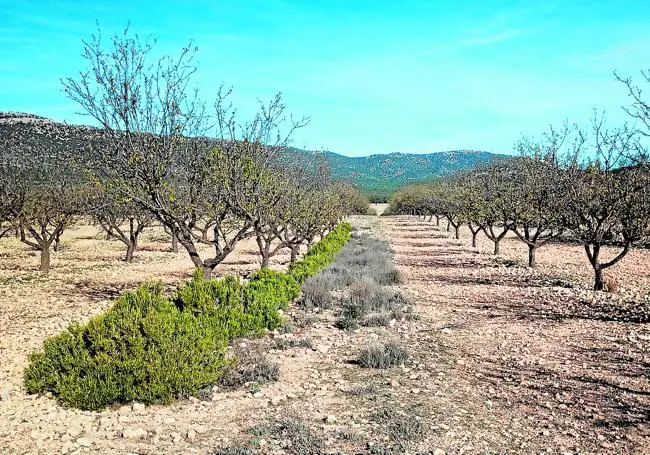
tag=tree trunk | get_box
[446,220,451,232]
[493,240,500,255]
[201,229,209,243]
[471,232,478,248]
[171,234,179,253]
[125,242,135,262]
[435,215,440,226]
[53,232,61,252]
[528,245,537,268]
[428,215,433,223]
[261,253,270,268]
[290,246,299,264]
[40,248,51,273]
[454,226,460,240]
[594,266,604,291]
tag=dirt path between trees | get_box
[385,215,650,454]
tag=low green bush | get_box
[24,284,231,410]
[288,222,352,284]
[24,222,352,410]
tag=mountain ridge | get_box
[1,112,507,200]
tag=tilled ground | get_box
[0,215,649,454]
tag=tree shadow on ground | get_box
[478,347,650,434]
[60,279,128,302]
[497,294,650,324]
[398,233,451,240]
[432,273,571,289]
[396,256,493,269]
[393,248,468,259]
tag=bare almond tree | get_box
[563,116,650,290]
[62,27,307,278]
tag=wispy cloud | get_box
[460,28,522,46]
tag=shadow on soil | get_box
[479,348,650,434]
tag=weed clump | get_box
[358,341,409,369]
[251,418,323,455]
[372,407,425,443]
[220,352,280,388]
[274,337,313,350]
[300,275,334,309]
[215,449,255,455]
[337,279,408,329]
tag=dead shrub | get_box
[274,337,313,350]
[358,341,409,369]
[300,275,334,309]
[220,352,280,388]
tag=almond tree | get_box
[472,162,515,255]
[563,116,650,290]
[509,126,574,266]
[18,183,85,273]
[90,188,154,262]
[63,28,307,278]
[0,153,26,238]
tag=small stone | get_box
[390,379,400,387]
[253,391,264,398]
[325,415,338,424]
[441,328,452,334]
[122,428,147,439]
[434,449,446,455]
[188,396,200,403]
[187,429,197,441]
[316,344,330,354]
[388,319,396,327]
[170,432,182,443]
[271,396,284,406]
[163,417,176,425]
[76,437,93,447]
[1,388,9,402]
[67,427,83,438]
[131,402,145,412]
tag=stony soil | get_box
[1,215,649,454]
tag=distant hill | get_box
[291,149,508,201]
[1,112,507,201]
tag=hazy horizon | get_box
[2,0,649,156]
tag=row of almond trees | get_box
[388,116,650,291]
[0,28,369,276]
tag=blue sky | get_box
[1,0,649,156]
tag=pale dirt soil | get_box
[0,215,649,454]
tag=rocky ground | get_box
[1,215,649,454]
